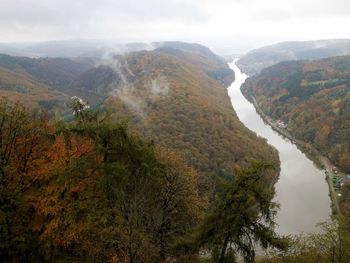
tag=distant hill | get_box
[242,55,350,173]
[0,40,153,58]
[237,39,350,75]
[0,53,99,112]
[0,65,68,110]
[0,41,231,107]
[67,42,234,101]
[0,40,223,59]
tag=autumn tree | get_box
[0,99,48,262]
[31,97,204,262]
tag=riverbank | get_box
[245,93,341,215]
[229,62,330,235]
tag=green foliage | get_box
[0,98,204,262]
[180,162,287,263]
[259,217,350,263]
[68,100,203,261]
[0,99,48,262]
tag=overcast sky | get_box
[1,0,350,52]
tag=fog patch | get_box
[114,84,147,118]
[105,56,169,118]
[150,76,169,98]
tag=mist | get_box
[104,55,169,118]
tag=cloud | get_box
[0,0,209,42]
[248,0,350,22]
[0,0,207,27]
[0,0,350,51]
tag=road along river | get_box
[227,62,330,235]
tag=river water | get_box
[227,62,330,235]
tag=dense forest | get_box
[0,97,287,262]
[0,97,203,262]
[2,96,349,263]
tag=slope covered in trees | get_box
[0,42,279,178]
[0,98,285,262]
[237,39,350,75]
[0,98,204,262]
[0,41,234,106]
[0,53,99,111]
[100,46,279,177]
[242,55,350,174]
[0,65,68,110]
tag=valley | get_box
[2,0,350,261]
[0,38,350,262]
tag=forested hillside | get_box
[0,41,282,181]
[0,66,68,110]
[0,97,285,262]
[100,46,279,177]
[0,43,279,178]
[242,55,350,174]
[0,53,99,111]
[0,98,205,262]
[237,39,350,75]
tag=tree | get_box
[0,99,47,262]
[33,103,205,262]
[70,96,95,126]
[154,147,204,260]
[189,162,287,263]
[259,217,350,263]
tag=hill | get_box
[0,41,279,178]
[99,45,279,176]
[0,63,69,111]
[242,55,350,174]
[0,53,99,110]
[0,40,152,58]
[237,39,350,75]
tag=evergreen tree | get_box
[191,162,287,263]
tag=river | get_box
[227,62,331,235]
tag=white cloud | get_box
[0,0,350,51]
